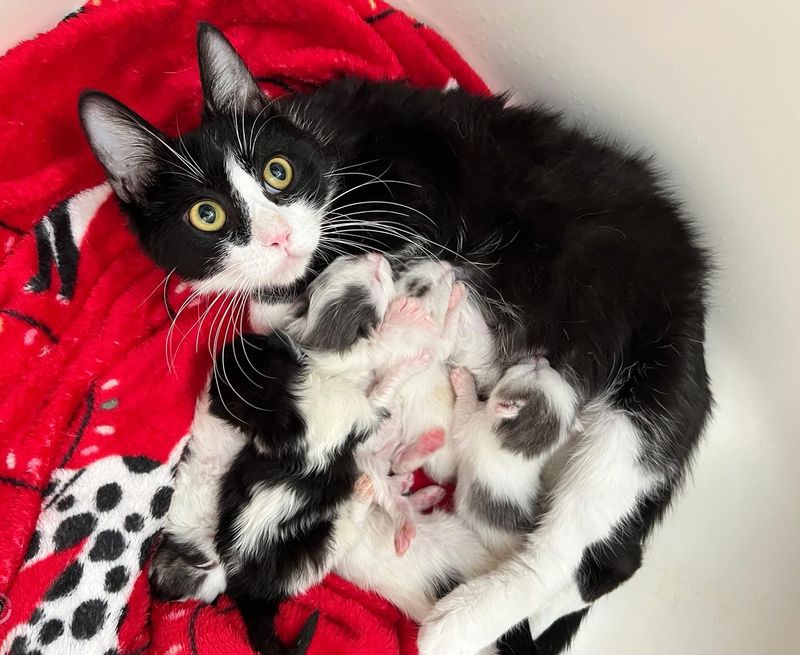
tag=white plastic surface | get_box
[2,2,798,653]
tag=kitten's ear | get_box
[197,22,267,116]
[492,398,526,420]
[79,91,162,203]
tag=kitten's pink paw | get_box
[394,518,416,556]
[393,427,446,473]
[410,485,447,511]
[354,474,374,500]
[389,471,415,495]
[383,297,436,331]
[403,348,434,373]
[450,367,476,397]
[446,281,467,312]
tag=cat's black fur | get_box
[211,332,364,654]
[80,23,712,655]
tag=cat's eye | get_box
[263,156,293,192]
[188,199,227,232]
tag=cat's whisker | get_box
[131,118,203,179]
[136,268,175,314]
[236,287,270,379]
[330,198,437,228]
[319,176,408,213]
[228,292,264,389]
[213,290,272,414]
[165,286,205,370]
[325,158,387,174]
[247,104,269,159]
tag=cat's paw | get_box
[418,606,478,655]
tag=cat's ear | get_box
[197,22,267,116]
[79,91,162,203]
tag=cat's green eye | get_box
[264,156,293,192]
[188,199,227,232]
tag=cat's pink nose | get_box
[263,225,291,248]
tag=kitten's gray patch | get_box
[495,389,561,457]
[302,285,378,353]
[468,483,537,534]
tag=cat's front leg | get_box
[417,405,662,654]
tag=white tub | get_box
[3,2,797,653]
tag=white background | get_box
[2,2,798,653]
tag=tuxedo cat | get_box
[80,23,712,655]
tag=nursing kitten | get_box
[450,358,577,559]
[81,23,712,655]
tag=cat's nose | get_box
[263,225,292,248]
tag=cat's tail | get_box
[235,594,319,655]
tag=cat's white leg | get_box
[417,403,662,655]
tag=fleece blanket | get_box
[0,1,488,653]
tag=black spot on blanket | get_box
[70,598,107,639]
[150,486,173,518]
[54,512,97,551]
[24,530,41,561]
[89,530,125,561]
[122,456,160,474]
[56,495,75,512]
[39,618,64,645]
[104,565,129,593]
[124,513,144,533]
[96,483,122,512]
[45,561,83,600]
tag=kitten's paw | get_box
[392,427,446,473]
[388,471,415,495]
[450,367,476,398]
[394,517,416,556]
[402,348,434,375]
[383,296,436,332]
[446,281,467,313]
[354,473,375,501]
[409,485,447,511]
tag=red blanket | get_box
[0,1,487,653]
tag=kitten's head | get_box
[285,253,395,352]
[79,23,335,296]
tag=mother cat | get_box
[79,24,711,655]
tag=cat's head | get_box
[79,23,336,296]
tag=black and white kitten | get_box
[80,23,712,655]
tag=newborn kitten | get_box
[450,357,578,559]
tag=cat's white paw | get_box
[418,596,484,655]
